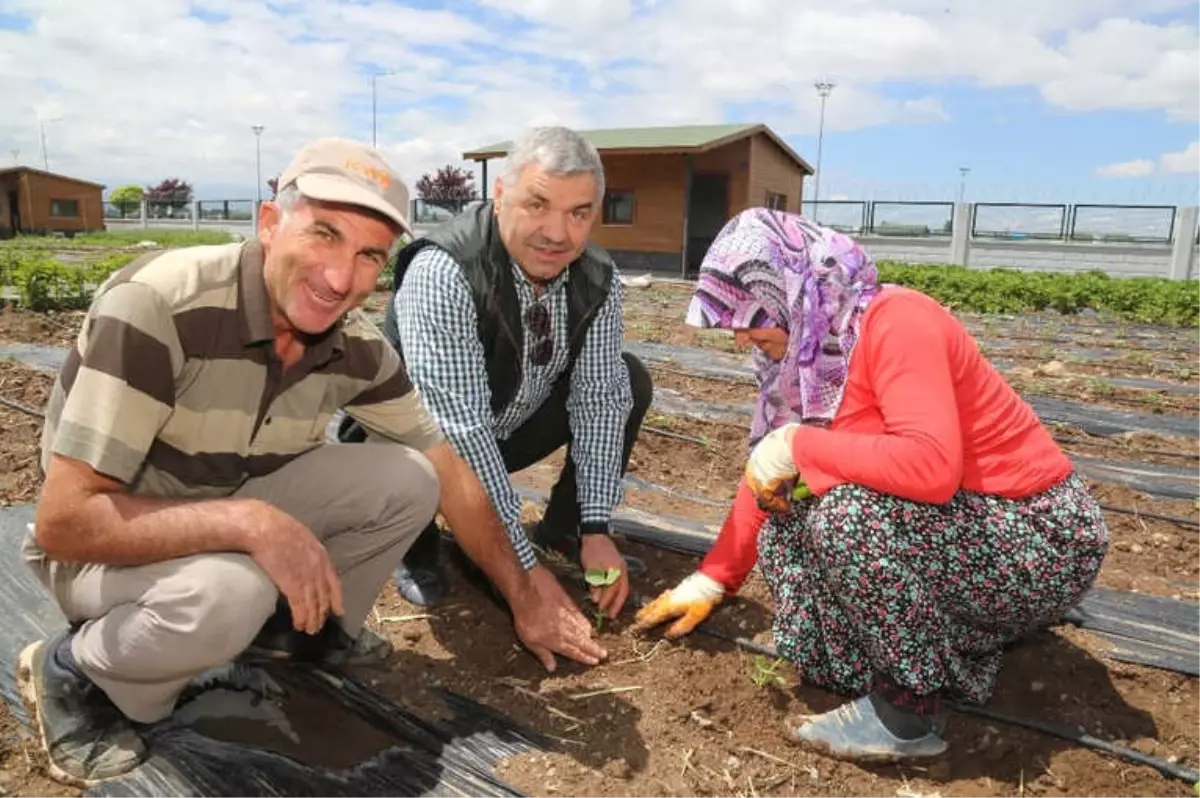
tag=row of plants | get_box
[1,244,1195,326]
[876,263,1199,327]
[0,251,136,311]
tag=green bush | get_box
[1,251,134,311]
[876,263,1199,327]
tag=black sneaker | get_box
[16,631,147,787]
[244,602,393,668]
[393,561,450,607]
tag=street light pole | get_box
[812,80,836,214]
[958,166,970,203]
[252,125,264,229]
[371,70,395,149]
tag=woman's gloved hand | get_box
[744,423,810,513]
[631,571,725,638]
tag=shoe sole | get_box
[785,730,949,764]
[17,640,97,789]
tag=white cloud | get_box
[0,0,1196,198]
[1096,141,1199,177]
[1096,159,1157,178]
[1161,141,1199,174]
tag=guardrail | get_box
[798,201,1186,244]
[91,195,1198,279]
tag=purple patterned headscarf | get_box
[685,208,881,446]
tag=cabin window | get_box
[602,190,634,225]
[765,191,787,211]
[50,199,80,218]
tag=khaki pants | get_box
[23,443,438,723]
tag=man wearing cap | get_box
[17,137,607,787]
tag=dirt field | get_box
[0,277,1197,797]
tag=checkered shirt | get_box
[394,247,632,569]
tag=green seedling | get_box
[749,655,788,689]
[584,567,622,587]
[583,569,620,632]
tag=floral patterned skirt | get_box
[757,472,1108,704]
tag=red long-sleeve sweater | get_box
[699,287,1074,593]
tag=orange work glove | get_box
[744,423,809,513]
[631,571,725,638]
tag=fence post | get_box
[950,202,971,266]
[140,199,148,230]
[1168,206,1198,280]
[192,200,200,232]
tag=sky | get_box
[1,0,1198,209]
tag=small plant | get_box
[1125,350,1154,367]
[749,655,788,689]
[1139,392,1166,411]
[584,568,620,632]
[584,567,622,588]
[1084,376,1116,397]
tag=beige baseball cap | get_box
[278,137,412,234]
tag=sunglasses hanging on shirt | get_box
[524,303,554,366]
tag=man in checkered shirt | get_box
[379,126,653,621]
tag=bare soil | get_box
[0,309,83,349]
[0,288,1196,796]
[359,530,1197,798]
[0,361,50,508]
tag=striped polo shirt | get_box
[40,239,443,499]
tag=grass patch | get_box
[0,228,236,251]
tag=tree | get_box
[415,165,476,208]
[109,184,143,206]
[145,177,193,209]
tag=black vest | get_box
[383,201,615,416]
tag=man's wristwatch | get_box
[580,521,611,538]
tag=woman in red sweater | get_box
[633,208,1109,762]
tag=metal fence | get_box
[410,197,479,224]
[868,202,955,237]
[1068,204,1176,244]
[799,201,1193,244]
[972,203,1068,240]
[101,196,1197,246]
[800,201,867,234]
[104,201,143,219]
[198,200,254,221]
[104,199,255,223]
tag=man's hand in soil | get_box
[512,565,607,672]
[631,571,724,638]
[580,533,630,617]
[247,505,343,635]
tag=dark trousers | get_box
[404,352,653,569]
